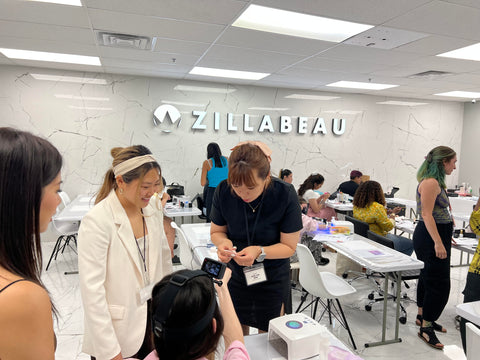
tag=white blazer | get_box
[78,190,172,359]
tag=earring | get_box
[119,188,124,194]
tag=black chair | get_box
[366,230,420,324]
[345,215,369,238]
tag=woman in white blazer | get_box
[78,145,172,360]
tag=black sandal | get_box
[418,326,444,350]
[415,315,447,333]
[317,257,330,266]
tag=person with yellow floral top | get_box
[353,180,414,255]
[459,196,480,354]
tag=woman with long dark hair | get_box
[414,146,456,350]
[0,127,62,359]
[78,145,172,359]
[298,174,336,220]
[201,142,228,222]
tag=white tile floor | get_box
[42,240,469,360]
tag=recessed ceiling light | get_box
[190,66,269,80]
[161,100,207,107]
[232,4,373,42]
[377,100,428,106]
[31,73,107,84]
[0,48,100,66]
[285,94,340,100]
[248,107,289,111]
[326,81,398,90]
[27,0,82,5]
[55,94,110,101]
[437,43,480,61]
[174,85,236,94]
[434,91,480,98]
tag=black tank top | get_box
[0,279,27,293]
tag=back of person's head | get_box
[353,180,385,208]
[350,170,363,180]
[298,174,324,196]
[96,145,161,204]
[206,142,225,168]
[228,142,270,187]
[0,127,62,282]
[151,269,224,360]
[279,168,292,180]
[416,146,456,188]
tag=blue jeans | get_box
[386,233,414,256]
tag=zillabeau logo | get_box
[153,104,346,135]
[153,104,182,133]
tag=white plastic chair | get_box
[466,322,480,360]
[45,191,79,271]
[295,243,357,350]
[170,221,200,270]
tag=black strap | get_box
[0,279,27,294]
[243,191,266,246]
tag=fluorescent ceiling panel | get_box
[377,100,428,106]
[174,85,236,94]
[0,48,100,66]
[437,43,480,62]
[27,0,82,5]
[285,94,340,100]
[55,94,110,101]
[190,67,269,80]
[326,81,398,90]
[435,91,480,98]
[232,4,373,42]
[31,73,107,84]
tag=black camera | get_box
[201,257,226,279]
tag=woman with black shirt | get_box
[210,141,302,334]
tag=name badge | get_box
[139,283,154,305]
[243,263,267,286]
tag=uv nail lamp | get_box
[268,314,330,360]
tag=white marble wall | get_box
[0,65,463,202]
[460,102,480,195]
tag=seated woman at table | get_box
[143,268,250,360]
[459,196,480,353]
[298,173,336,220]
[0,127,62,359]
[353,181,414,256]
[78,145,172,359]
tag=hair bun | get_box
[426,152,433,163]
[111,147,124,158]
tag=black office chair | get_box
[345,215,369,237]
[341,215,371,279]
[366,230,420,324]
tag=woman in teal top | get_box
[201,142,228,222]
[413,146,456,350]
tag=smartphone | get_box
[201,257,226,279]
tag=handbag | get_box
[166,182,184,197]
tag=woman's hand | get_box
[434,241,447,259]
[234,246,261,267]
[216,241,236,263]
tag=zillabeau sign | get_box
[153,104,346,135]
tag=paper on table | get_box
[313,233,353,242]
[192,226,211,242]
[455,238,478,246]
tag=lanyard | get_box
[133,215,149,281]
[243,192,265,246]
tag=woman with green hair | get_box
[413,146,456,350]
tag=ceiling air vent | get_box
[95,31,154,50]
[407,70,452,79]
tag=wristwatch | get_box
[256,246,266,262]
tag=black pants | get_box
[205,186,216,223]
[413,221,453,322]
[460,272,480,353]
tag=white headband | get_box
[113,154,157,177]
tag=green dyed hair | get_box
[416,146,456,188]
